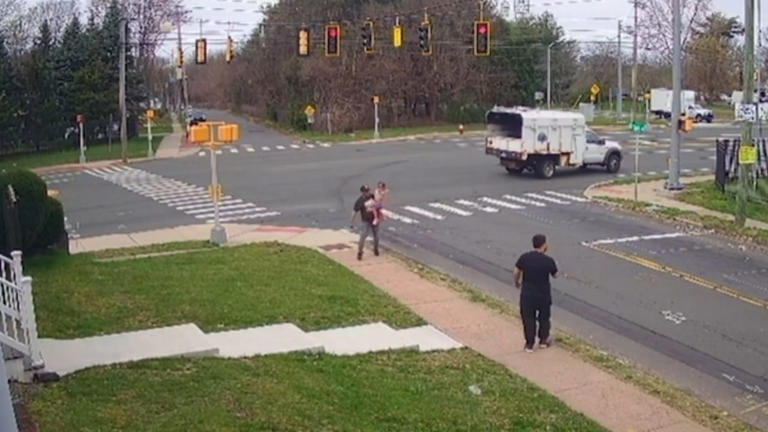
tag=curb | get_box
[326,130,485,146]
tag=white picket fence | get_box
[0,251,43,369]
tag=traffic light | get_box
[177,46,184,67]
[474,21,490,56]
[678,114,694,133]
[298,27,310,57]
[418,21,431,55]
[326,24,341,56]
[393,25,403,48]
[361,19,374,54]
[225,36,235,63]
[195,38,207,64]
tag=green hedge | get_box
[0,169,65,255]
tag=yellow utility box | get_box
[189,125,211,143]
[217,124,240,142]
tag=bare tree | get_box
[637,0,712,64]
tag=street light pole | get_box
[119,18,128,164]
[547,44,552,110]
[666,0,683,190]
[631,0,639,124]
[617,20,623,117]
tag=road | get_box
[46,111,768,428]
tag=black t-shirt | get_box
[354,195,375,224]
[515,251,558,301]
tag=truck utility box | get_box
[484,107,622,179]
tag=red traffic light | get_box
[478,24,488,34]
[329,27,338,37]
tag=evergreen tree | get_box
[54,16,85,135]
[18,20,58,151]
[0,33,20,151]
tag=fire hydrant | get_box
[458,124,465,135]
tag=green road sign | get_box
[630,121,648,133]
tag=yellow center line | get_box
[585,244,768,311]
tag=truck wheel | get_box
[535,159,556,179]
[695,114,702,123]
[706,117,713,123]
[605,153,621,174]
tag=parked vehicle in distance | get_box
[686,104,714,123]
[484,107,622,179]
[650,88,696,119]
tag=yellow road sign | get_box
[590,84,601,96]
[373,95,380,104]
[146,109,155,119]
[304,105,316,116]
[739,145,757,165]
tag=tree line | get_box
[0,0,183,156]
[187,0,751,133]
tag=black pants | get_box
[520,295,551,347]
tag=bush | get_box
[35,196,65,251]
[0,169,63,254]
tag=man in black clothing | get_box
[350,185,379,260]
[513,234,558,352]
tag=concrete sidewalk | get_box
[68,223,712,431]
[155,114,198,159]
[586,175,768,231]
[331,249,711,432]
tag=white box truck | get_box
[484,107,623,179]
[650,88,697,119]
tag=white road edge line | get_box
[582,232,695,246]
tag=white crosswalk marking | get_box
[320,143,331,148]
[681,148,694,153]
[681,168,693,173]
[86,166,280,222]
[524,193,570,205]
[455,199,499,213]
[230,148,239,154]
[381,209,419,224]
[215,150,223,155]
[244,146,255,152]
[276,145,286,150]
[198,151,205,157]
[646,171,657,175]
[262,146,271,151]
[306,144,315,149]
[290,144,301,149]
[503,194,547,207]
[429,202,473,216]
[403,206,445,220]
[479,197,524,210]
[544,191,589,203]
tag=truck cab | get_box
[484,107,622,179]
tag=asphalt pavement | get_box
[45,111,768,429]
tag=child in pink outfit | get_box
[372,181,389,226]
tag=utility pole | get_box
[737,0,756,226]
[666,0,683,190]
[176,6,185,112]
[119,18,128,164]
[631,0,639,124]
[617,20,623,117]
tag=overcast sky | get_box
[67,0,764,55]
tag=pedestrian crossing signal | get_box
[361,20,374,54]
[195,39,207,64]
[326,24,341,57]
[393,25,403,48]
[474,21,490,56]
[225,36,235,63]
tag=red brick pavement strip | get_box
[329,249,712,432]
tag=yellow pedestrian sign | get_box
[304,105,316,116]
[739,145,757,165]
[590,84,601,96]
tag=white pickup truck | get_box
[484,107,623,179]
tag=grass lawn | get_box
[29,350,605,432]
[711,103,734,122]
[27,242,423,339]
[677,180,768,223]
[297,123,484,143]
[0,134,165,171]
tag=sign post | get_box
[373,96,380,139]
[631,120,648,201]
[590,84,601,107]
[304,105,316,129]
[77,114,86,165]
[146,109,155,157]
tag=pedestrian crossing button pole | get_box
[77,114,86,165]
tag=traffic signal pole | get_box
[665,0,683,190]
[119,18,128,164]
[737,0,756,226]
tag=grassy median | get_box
[298,123,484,143]
[27,242,423,338]
[677,180,768,224]
[29,350,605,432]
